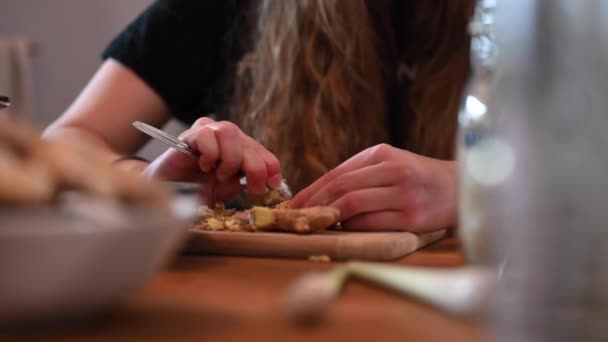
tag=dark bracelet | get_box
[112,155,149,165]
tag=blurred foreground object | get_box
[0,118,197,328]
[0,117,170,208]
[284,263,495,325]
[0,195,193,328]
[459,1,608,341]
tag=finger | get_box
[329,187,405,222]
[342,211,413,232]
[256,145,283,189]
[299,162,403,208]
[144,147,200,181]
[209,122,243,182]
[181,117,219,172]
[291,144,395,207]
[189,116,216,130]
[193,172,240,205]
[211,175,242,203]
[290,162,359,208]
[239,134,282,188]
[178,116,216,140]
[181,126,219,173]
[241,145,268,195]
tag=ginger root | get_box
[251,206,340,233]
[194,202,341,234]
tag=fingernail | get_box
[268,174,283,189]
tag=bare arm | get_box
[43,59,171,173]
[44,59,284,204]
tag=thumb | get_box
[143,148,200,181]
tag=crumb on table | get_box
[308,255,331,263]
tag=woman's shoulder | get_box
[107,0,248,55]
[102,0,250,118]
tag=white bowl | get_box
[0,195,198,328]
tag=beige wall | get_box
[0,0,185,159]
[0,0,152,126]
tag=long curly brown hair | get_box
[231,0,475,192]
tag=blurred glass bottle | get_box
[457,0,500,266]
[459,1,608,341]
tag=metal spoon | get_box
[133,121,198,159]
[132,121,292,206]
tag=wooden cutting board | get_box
[183,229,446,261]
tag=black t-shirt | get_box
[102,0,247,125]
[103,0,414,148]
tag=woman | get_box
[43,0,475,232]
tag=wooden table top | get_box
[13,237,486,341]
